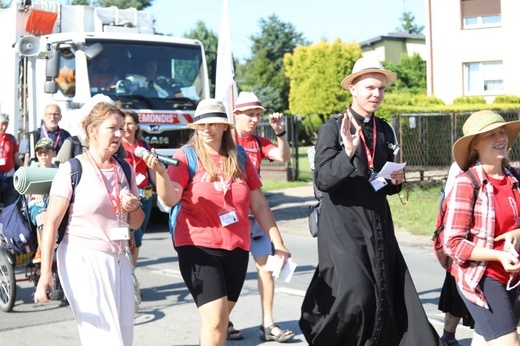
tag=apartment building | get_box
[425,0,520,104]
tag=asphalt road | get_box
[0,185,475,345]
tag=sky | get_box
[148,0,426,61]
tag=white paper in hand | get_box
[377,161,407,180]
[279,259,297,283]
[266,255,284,278]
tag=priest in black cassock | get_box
[299,57,442,346]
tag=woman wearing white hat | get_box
[143,98,291,345]
[443,110,520,345]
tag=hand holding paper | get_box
[377,161,407,180]
[266,255,297,283]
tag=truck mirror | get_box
[44,81,58,94]
[46,52,59,78]
[84,43,104,60]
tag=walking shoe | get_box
[442,338,460,346]
[33,248,41,264]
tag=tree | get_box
[240,15,310,111]
[383,53,426,94]
[184,21,220,96]
[69,0,154,10]
[0,0,11,8]
[284,39,362,135]
[397,11,424,34]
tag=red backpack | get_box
[432,168,479,271]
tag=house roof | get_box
[359,31,425,47]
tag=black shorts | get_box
[177,245,249,307]
[458,275,517,341]
[438,271,475,328]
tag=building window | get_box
[464,61,503,93]
[461,0,501,29]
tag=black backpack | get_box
[55,156,132,244]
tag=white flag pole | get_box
[215,0,238,125]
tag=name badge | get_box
[109,222,130,241]
[219,208,238,227]
[0,158,5,166]
[369,172,387,192]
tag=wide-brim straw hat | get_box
[188,99,235,130]
[234,92,265,112]
[453,110,520,169]
[341,56,397,89]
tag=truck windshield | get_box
[86,39,206,109]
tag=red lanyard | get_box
[86,151,121,214]
[41,126,61,150]
[351,112,377,171]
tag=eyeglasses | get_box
[45,113,61,117]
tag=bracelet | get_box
[128,202,142,214]
[276,130,286,137]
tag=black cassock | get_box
[300,110,442,346]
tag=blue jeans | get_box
[133,198,152,247]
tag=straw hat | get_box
[453,110,520,169]
[341,56,397,89]
[234,92,265,112]
[188,99,235,130]
[35,138,54,151]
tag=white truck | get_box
[0,0,210,160]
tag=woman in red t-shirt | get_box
[121,110,156,267]
[143,99,291,345]
[0,113,24,207]
[444,110,520,345]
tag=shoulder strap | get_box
[237,145,247,170]
[462,168,480,204]
[68,157,83,204]
[183,145,199,182]
[142,140,151,151]
[113,155,132,185]
[71,136,82,158]
[252,134,262,149]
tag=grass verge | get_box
[387,181,443,236]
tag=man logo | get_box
[150,125,160,132]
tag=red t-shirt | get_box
[485,175,520,284]
[0,134,18,173]
[236,135,276,174]
[169,147,262,251]
[122,139,150,188]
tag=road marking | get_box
[276,287,306,297]
[150,268,182,278]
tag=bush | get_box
[494,95,520,104]
[452,96,486,104]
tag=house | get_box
[359,31,426,65]
[425,0,520,104]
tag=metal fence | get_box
[253,115,300,181]
[391,110,520,180]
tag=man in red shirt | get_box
[0,113,24,207]
[229,92,293,342]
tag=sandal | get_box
[260,324,294,343]
[227,321,244,341]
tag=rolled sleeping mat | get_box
[13,167,58,195]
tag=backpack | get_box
[54,155,132,244]
[306,114,399,237]
[168,145,247,235]
[432,168,479,271]
[0,194,36,254]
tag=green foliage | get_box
[0,0,12,8]
[284,39,361,124]
[239,15,309,111]
[383,53,426,94]
[452,96,487,104]
[247,85,284,114]
[494,95,520,104]
[183,21,219,96]
[70,0,153,9]
[396,11,424,35]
